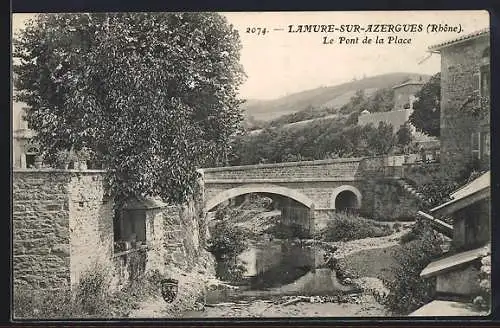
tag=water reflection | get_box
[238,240,315,289]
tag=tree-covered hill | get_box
[241,72,430,124]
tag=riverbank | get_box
[182,293,388,318]
[180,226,410,318]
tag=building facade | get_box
[12,75,38,168]
[357,78,426,134]
[429,29,490,179]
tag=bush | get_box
[13,286,76,319]
[399,218,430,244]
[206,213,249,281]
[13,265,165,319]
[316,212,393,242]
[384,223,444,315]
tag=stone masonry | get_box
[13,169,113,290]
[433,31,490,179]
[201,155,423,223]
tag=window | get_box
[471,131,490,160]
[480,65,490,98]
[482,131,490,158]
[471,132,481,160]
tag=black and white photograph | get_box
[11,10,491,320]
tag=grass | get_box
[13,265,165,319]
[315,212,393,242]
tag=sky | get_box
[12,11,489,100]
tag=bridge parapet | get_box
[200,157,364,181]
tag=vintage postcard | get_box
[11,10,491,320]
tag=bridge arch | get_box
[204,184,315,212]
[329,185,362,210]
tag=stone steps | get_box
[398,180,430,205]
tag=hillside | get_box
[241,73,429,122]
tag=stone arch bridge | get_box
[198,156,419,234]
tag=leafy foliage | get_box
[415,161,486,210]
[339,88,394,114]
[396,123,412,147]
[13,13,245,204]
[206,206,251,281]
[409,72,441,137]
[315,212,393,242]
[206,218,248,262]
[384,219,444,315]
[230,120,395,165]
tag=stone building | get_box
[392,79,425,111]
[12,74,38,168]
[428,28,490,179]
[410,171,490,316]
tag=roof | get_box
[420,244,490,279]
[409,300,489,316]
[392,80,424,89]
[416,211,453,238]
[430,171,490,217]
[451,171,490,199]
[428,28,490,52]
[122,196,168,210]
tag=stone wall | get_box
[436,264,481,296]
[68,173,114,286]
[360,178,421,220]
[403,163,442,186]
[13,169,113,290]
[358,108,412,132]
[439,34,490,179]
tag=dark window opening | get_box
[26,154,36,168]
[114,210,147,253]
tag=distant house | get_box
[392,79,425,111]
[410,171,490,316]
[428,28,490,179]
[357,77,439,154]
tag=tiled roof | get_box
[428,28,489,51]
[420,244,490,278]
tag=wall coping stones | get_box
[199,157,365,173]
[13,169,108,174]
[204,177,361,184]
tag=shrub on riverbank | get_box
[206,213,250,282]
[383,222,443,315]
[316,212,393,242]
[264,222,310,239]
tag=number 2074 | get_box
[246,27,267,35]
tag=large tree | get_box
[13,12,246,203]
[409,72,441,137]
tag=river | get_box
[182,236,394,318]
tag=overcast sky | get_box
[13,11,489,100]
